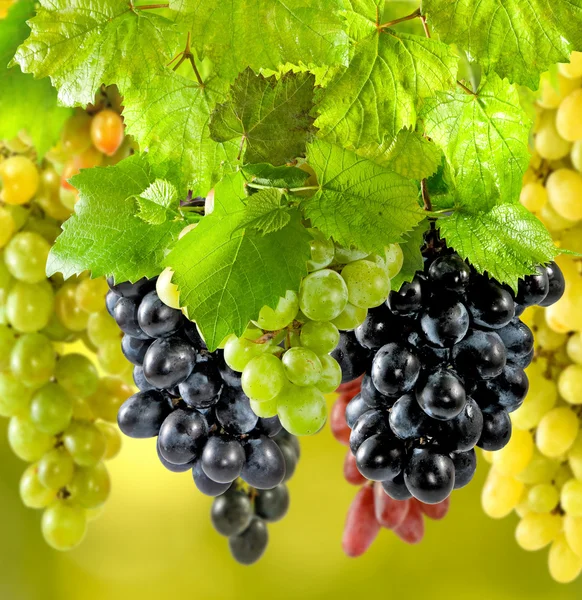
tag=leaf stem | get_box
[246,182,319,193]
[420,14,431,38]
[167,32,204,86]
[135,3,169,9]
[421,179,432,212]
[378,8,421,30]
[456,80,477,96]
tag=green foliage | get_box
[47,155,184,282]
[423,0,582,89]
[0,0,70,156]
[210,69,316,166]
[390,220,428,291]
[303,140,423,254]
[242,164,310,189]
[164,173,311,350]
[236,189,293,235]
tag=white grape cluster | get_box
[482,53,582,583]
[221,233,404,436]
[0,128,132,551]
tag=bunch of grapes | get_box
[331,231,564,507]
[0,135,132,551]
[110,276,301,563]
[479,52,582,584]
[221,236,404,436]
[333,380,451,556]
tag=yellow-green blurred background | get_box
[1,401,581,600]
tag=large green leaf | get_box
[171,0,350,81]
[438,206,558,291]
[303,140,424,254]
[123,69,239,197]
[47,155,184,282]
[390,220,428,291]
[421,73,532,209]
[209,69,316,166]
[13,0,181,106]
[315,0,457,147]
[164,172,311,350]
[0,0,70,156]
[423,0,582,89]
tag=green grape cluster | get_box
[222,233,403,436]
[0,132,133,551]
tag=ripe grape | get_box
[90,109,125,156]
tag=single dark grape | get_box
[389,394,436,440]
[467,279,515,329]
[158,408,208,465]
[215,387,259,435]
[156,437,195,472]
[275,429,301,459]
[107,276,156,300]
[216,354,243,389]
[178,354,223,409]
[142,336,197,388]
[211,489,253,536]
[473,365,528,413]
[416,369,466,421]
[256,416,282,438]
[381,472,412,501]
[452,329,506,380]
[437,397,483,453]
[121,334,153,366]
[345,393,370,429]
[255,484,290,522]
[349,410,389,453]
[497,319,534,362]
[114,297,151,339]
[451,448,477,489]
[420,298,469,347]
[360,373,396,409]
[539,261,565,307]
[117,390,172,438]
[228,518,268,565]
[510,347,534,370]
[192,460,232,496]
[404,447,455,504]
[181,320,206,350]
[355,433,403,482]
[331,331,373,384]
[275,439,298,483]
[137,290,183,338]
[477,406,512,451]
[427,254,471,292]
[241,436,286,490]
[201,437,245,484]
[387,277,423,316]
[406,330,450,368]
[516,265,550,307]
[105,290,119,317]
[133,365,155,392]
[371,343,421,396]
[355,305,402,350]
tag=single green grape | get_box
[23,217,62,245]
[6,280,54,333]
[87,310,120,347]
[41,312,78,342]
[96,421,122,460]
[341,259,391,308]
[0,372,33,417]
[30,383,74,435]
[562,479,582,516]
[299,321,339,355]
[156,267,180,309]
[0,257,13,303]
[19,463,55,509]
[254,291,299,330]
[0,324,17,370]
[299,269,348,321]
[526,483,560,513]
[250,397,278,418]
[55,353,99,399]
[10,332,56,387]
[515,449,559,485]
[384,244,404,278]
[88,377,133,423]
[241,354,287,402]
[3,231,51,284]
[0,206,15,248]
[63,421,107,467]
[37,447,75,490]
[331,302,368,330]
[75,277,109,314]
[68,463,111,509]
[282,347,322,387]
[54,283,89,332]
[41,503,87,551]
[307,230,334,271]
[316,354,342,393]
[334,244,367,264]
[8,415,54,462]
[276,383,327,436]
[97,339,129,376]
[223,329,271,372]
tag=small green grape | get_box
[0,324,17,370]
[54,283,89,332]
[6,280,54,333]
[68,463,111,509]
[241,354,287,402]
[307,230,334,271]
[384,244,404,278]
[250,398,278,418]
[20,463,55,509]
[254,291,299,330]
[299,269,348,321]
[316,354,342,393]
[223,329,271,372]
[341,259,391,308]
[4,231,51,284]
[63,421,107,467]
[41,503,87,551]
[97,421,122,460]
[334,244,368,264]
[299,321,339,355]
[87,310,120,347]
[37,447,75,490]
[282,347,322,387]
[10,332,56,388]
[8,415,54,462]
[276,384,327,436]
[55,353,99,399]
[0,371,32,417]
[30,383,74,435]
[331,302,368,330]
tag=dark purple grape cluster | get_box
[333,237,565,505]
[106,277,300,563]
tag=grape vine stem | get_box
[135,3,169,9]
[246,182,319,193]
[421,179,432,212]
[167,31,204,87]
[378,8,421,30]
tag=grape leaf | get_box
[136,179,179,226]
[123,69,239,197]
[47,155,184,282]
[303,140,423,254]
[423,0,582,89]
[242,163,310,189]
[356,128,442,180]
[209,69,316,166]
[437,205,558,291]
[421,73,531,209]
[390,220,428,291]
[13,0,181,106]
[164,172,311,350]
[0,0,70,156]
[315,0,457,147]
[171,0,349,81]
[237,189,292,234]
